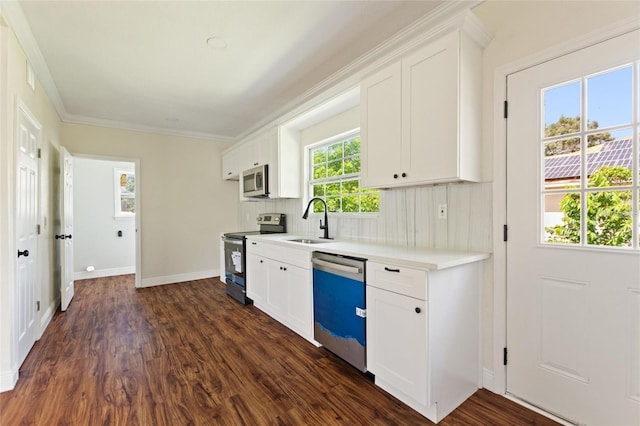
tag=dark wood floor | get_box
[0,275,558,425]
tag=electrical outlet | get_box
[438,204,448,220]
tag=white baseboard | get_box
[0,366,18,393]
[139,269,219,288]
[482,368,494,392]
[504,394,574,426]
[74,266,135,280]
[38,296,59,339]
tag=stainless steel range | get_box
[222,213,286,304]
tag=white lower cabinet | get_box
[366,286,428,404]
[366,260,481,424]
[246,240,313,343]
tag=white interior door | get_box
[16,101,41,367]
[59,147,74,311]
[506,30,640,425]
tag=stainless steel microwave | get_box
[242,164,269,197]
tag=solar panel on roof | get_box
[544,137,633,180]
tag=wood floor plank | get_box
[0,276,559,425]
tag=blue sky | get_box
[544,65,634,140]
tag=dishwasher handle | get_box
[311,258,361,275]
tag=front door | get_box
[59,147,74,311]
[506,30,640,425]
[15,101,41,367]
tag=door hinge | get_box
[503,100,508,119]
[503,347,508,365]
[37,224,41,235]
[36,301,40,312]
[503,224,508,242]
[37,148,41,159]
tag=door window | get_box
[542,63,638,249]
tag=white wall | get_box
[73,158,135,278]
[0,10,62,392]
[61,123,238,287]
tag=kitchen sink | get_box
[286,238,333,244]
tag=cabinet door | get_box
[402,31,459,183]
[246,253,268,305]
[360,62,402,188]
[366,286,428,405]
[222,146,244,180]
[266,260,288,316]
[285,264,312,337]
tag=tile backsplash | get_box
[239,182,493,253]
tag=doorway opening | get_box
[72,155,141,286]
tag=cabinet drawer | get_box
[247,240,311,270]
[367,261,427,300]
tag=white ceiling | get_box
[8,0,458,141]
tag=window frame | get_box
[540,62,639,250]
[114,169,135,219]
[306,128,379,216]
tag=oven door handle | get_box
[311,258,361,274]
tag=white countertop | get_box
[247,233,490,271]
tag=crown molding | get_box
[1,0,67,120]
[3,0,486,144]
[235,0,487,142]
[1,1,234,143]
[63,113,233,143]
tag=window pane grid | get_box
[542,62,638,249]
[308,132,379,214]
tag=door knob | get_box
[55,234,65,239]
[18,249,29,258]
[415,307,421,314]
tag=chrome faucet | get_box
[302,197,331,240]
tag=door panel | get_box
[506,30,640,425]
[16,102,40,367]
[60,147,74,311]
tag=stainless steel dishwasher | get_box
[311,251,367,372]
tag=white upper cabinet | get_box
[361,14,488,188]
[221,126,300,198]
[221,144,246,181]
[360,62,402,188]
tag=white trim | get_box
[0,11,16,394]
[503,395,574,426]
[0,1,232,143]
[113,168,135,218]
[238,6,489,143]
[492,18,640,396]
[74,266,136,281]
[38,296,58,339]
[1,2,65,122]
[63,113,232,143]
[1,0,483,142]
[482,368,495,392]
[66,153,142,289]
[0,366,18,393]
[139,269,219,288]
